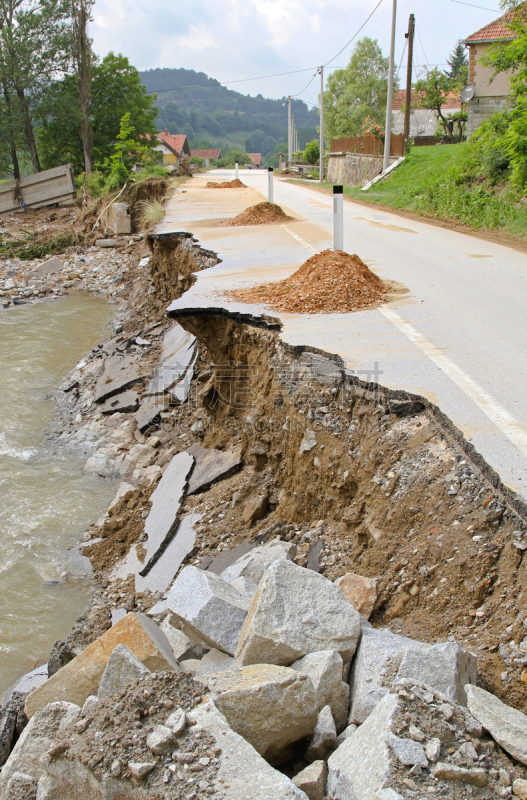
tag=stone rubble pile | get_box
[1,539,527,800]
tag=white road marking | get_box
[380,306,527,459]
[282,226,320,255]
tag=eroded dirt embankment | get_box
[145,233,527,711]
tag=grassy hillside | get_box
[346,144,527,238]
[139,67,319,157]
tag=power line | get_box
[416,23,430,68]
[324,0,385,67]
[291,71,319,99]
[396,38,408,81]
[448,0,499,9]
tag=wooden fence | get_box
[0,164,76,215]
[330,134,405,158]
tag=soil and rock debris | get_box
[1,182,527,800]
[221,202,292,227]
[231,249,387,313]
[205,180,246,189]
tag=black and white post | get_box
[268,167,274,204]
[235,161,239,180]
[333,185,343,251]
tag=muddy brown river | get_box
[0,294,117,696]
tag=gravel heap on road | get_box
[205,180,246,189]
[232,249,387,313]
[221,202,292,227]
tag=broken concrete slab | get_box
[0,702,81,793]
[144,324,196,396]
[24,613,178,719]
[186,443,243,495]
[94,355,148,404]
[95,238,127,248]
[171,351,197,404]
[235,561,361,668]
[166,566,250,656]
[206,664,318,764]
[102,202,131,235]
[298,351,343,385]
[134,397,164,434]
[291,650,350,733]
[140,451,194,573]
[100,390,139,415]
[27,256,62,279]
[465,684,527,765]
[97,644,151,700]
[204,541,256,575]
[335,573,378,619]
[221,539,296,586]
[136,513,201,594]
[188,700,309,799]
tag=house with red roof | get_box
[464,10,517,135]
[247,153,261,167]
[391,89,461,137]
[189,148,222,168]
[152,130,191,165]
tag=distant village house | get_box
[189,149,222,168]
[152,131,191,165]
[391,89,461,140]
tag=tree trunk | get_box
[73,0,93,174]
[1,78,19,179]
[15,84,40,173]
[437,107,454,144]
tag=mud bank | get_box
[1,217,527,799]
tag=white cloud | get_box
[176,24,219,52]
[90,0,500,105]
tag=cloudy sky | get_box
[90,0,502,106]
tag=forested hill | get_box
[139,67,319,155]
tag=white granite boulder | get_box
[235,561,361,667]
[166,566,250,656]
[291,650,349,733]
[206,664,318,765]
[221,539,296,586]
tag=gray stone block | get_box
[235,561,361,667]
[466,684,527,765]
[137,513,200,593]
[97,644,151,700]
[166,566,250,656]
[291,650,349,733]
[221,539,296,586]
[100,390,139,415]
[396,641,477,707]
[94,355,148,404]
[305,705,337,763]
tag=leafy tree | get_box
[261,135,276,156]
[249,129,266,153]
[304,139,320,164]
[446,40,468,86]
[415,68,463,143]
[218,148,247,167]
[0,0,70,173]
[104,112,149,188]
[37,52,158,173]
[481,2,527,186]
[324,37,393,138]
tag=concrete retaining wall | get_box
[327,153,398,188]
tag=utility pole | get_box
[288,96,292,163]
[404,14,415,143]
[319,66,324,184]
[383,0,397,172]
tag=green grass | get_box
[292,144,527,239]
[0,230,83,260]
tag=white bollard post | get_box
[235,162,238,180]
[333,185,343,252]
[268,167,274,204]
